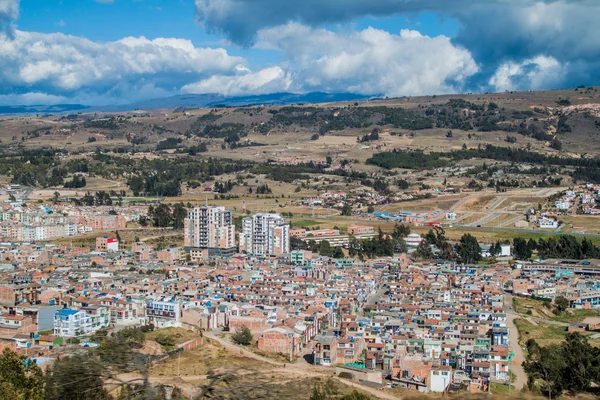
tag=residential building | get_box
[145,300,181,328]
[239,213,289,256]
[96,236,119,252]
[184,206,236,255]
[53,306,109,337]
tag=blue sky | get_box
[0,0,598,105]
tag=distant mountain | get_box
[0,92,373,115]
[0,104,90,115]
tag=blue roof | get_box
[57,308,78,316]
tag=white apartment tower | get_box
[239,213,289,256]
[184,206,236,254]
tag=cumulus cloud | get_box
[183,66,292,96]
[489,55,568,92]
[194,0,590,45]
[0,30,246,103]
[195,0,600,89]
[256,24,479,97]
[0,0,18,35]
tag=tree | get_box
[0,348,45,400]
[45,354,111,400]
[524,333,600,399]
[333,246,344,259]
[524,340,565,399]
[550,138,563,151]
[367,205,375,213]
[454,233,482,264]
[148,204,173,228]
[554,295,569,314]
[340,204,353,216]
[513,237,532,260]
[415,238,434,260]
[318,240,334,257]
[231,325,253,346]
[391,223,410,239]
[171,203,187,230]
[561,333,600,393]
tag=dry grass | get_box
[150,338,272,377]
[145,328,199,346]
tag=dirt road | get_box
[504,294,528,391]
[201,331,399,400]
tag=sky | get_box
[0,0,598,106]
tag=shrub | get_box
[338,372,354,380]
[231,325,253,346]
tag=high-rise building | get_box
[239,213,289,256]
[184,206,236,255]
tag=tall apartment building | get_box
[239,213,289,256]
[184,206,236,255]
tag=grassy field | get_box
[514,317,600,348]
[490,382,516,395]
[513,296,600,323]
[513,318,569,346]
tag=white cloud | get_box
[182,66,292,96]
[256,23,479,97]
[489,55,567,92]
[0,0,18,34]
[196,0,600,90]
[0,92,68,106]
[0,30,246,102]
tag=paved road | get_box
[504,294,527,391]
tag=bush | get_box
[338,372,354,380]
[231,325,253,346]
[154,333,176,347]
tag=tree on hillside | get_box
[231,325,253,346]
[0,348,45,400]
[524,339,565,399]
[454,233,482,264]
[554,295,570,314]
[513,237,532,260]
[524,333,600,398]
[171,203,187,230]
[45,354,111,400]
[340,204,353,216]
[561,332,600,393]
[415,238,434,260]
[391,223,411,239]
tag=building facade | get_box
[184,206,236,253]
[239,213,289,256]
[53,306,109,337]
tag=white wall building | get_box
[239,213,289,256]
[53,306,109,337]
[539,217,559,229]
[184,206,235,251]
[145,300,181,328]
